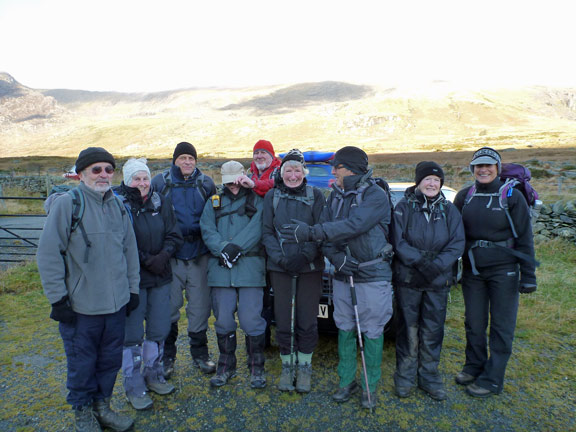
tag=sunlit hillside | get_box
[1,72,575,158]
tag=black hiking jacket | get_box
[392,186,465,290]
[454,178,536,284]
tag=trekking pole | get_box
[350,275,372,413]
[290,275,298,384]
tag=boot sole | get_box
[147,385,175,396]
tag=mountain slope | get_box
[1,73,575,158]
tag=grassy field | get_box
[0,240,575,431]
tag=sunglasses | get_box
[91,166,115,174]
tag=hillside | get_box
[1,72,575,158]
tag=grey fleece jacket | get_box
[37,182,140,315]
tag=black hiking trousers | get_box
[461,263,520,394]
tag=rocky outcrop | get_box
[0,73,65,125]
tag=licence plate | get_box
[318,304,329,319]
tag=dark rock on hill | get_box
[220,81,373,113]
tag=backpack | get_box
[158,170,207,201]
[500,163,539,207]
[272,185,315,211]
[464,163,538,238]
[45,185,127,262]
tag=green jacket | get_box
[200,188,265,288]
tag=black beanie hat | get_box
[75,147,116,174]
[281,148,306,168]
[332,146,369,174]
[415,161,444,186]
[172,142,197,163]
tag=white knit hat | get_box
[123,158,150,185]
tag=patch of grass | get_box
[0,261,42,294]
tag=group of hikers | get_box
[36,140,537,432]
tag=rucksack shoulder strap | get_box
[67,188,85,233]
[160,171,172,196]
[67,188,92,262]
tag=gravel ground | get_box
[1,296,575,432]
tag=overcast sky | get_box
[1,0,574,92]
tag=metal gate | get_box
[0,196,46,264]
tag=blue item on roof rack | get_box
[278,151,335,163]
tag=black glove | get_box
[419,256,444,279]
[333,253,359,276]
[280,220,312,244]
[519,283,537,294]
[222,243,242,263]
[50,295,76,324]
[145,250,171,275]
[284,254,309,275]
[126,293,140,316]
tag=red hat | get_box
[253,139,275,157]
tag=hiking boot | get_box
[466,383,495,398]
[455,371,476,386]
[126,391,153,411]
[93,398,134,432]
[395,385,415,398]
[209,370,237,387]
[277,363,295,392]
[361,390,378,409]
[146,372,175,395]
[250,370,267,389]
[193,357,217,374]
[332,381,359,402]
[419,384,447,401]
[74,405,101,432]
[295,363,312,393]
[163,356,175,379]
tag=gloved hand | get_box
[332,253,359,276]
[126,293,140,316]
[145,250,171,274]
[222,243,242,263]
[416,252,444,281]
[50,295,76,324]
[219,253,233,269]
[280,220,312,244]
[284,253,309,275]
[519,283,537,294]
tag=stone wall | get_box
[533,201,576,243]
[0,174,65,195]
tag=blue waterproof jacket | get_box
[151,166,216,260]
